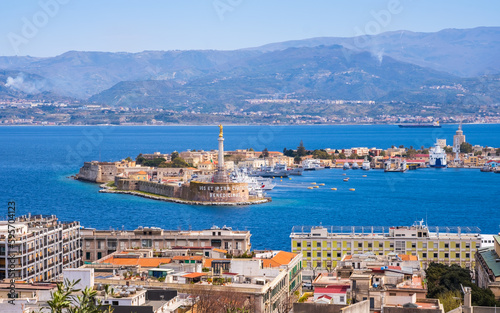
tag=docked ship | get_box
[384,158,407,172]
[343,162,350,170]
[302,159,325,171]
[398,121,441,128]
[362,157,371,170]
[429,140,447,168]
[351,162,359,170]
[250,164,289,178]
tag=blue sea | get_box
[1,124,499,251]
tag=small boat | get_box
[307,187,314,189]
[319,183,325,186]
[343,178,349,182]
[349,188,355,191]
[342,173,346,176]
[331,188,337,191]
[313,186,319,188]
[362,175,367,177]
[311,182,316,185]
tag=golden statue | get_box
[219,124,223,137]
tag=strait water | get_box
[1,124,499,251]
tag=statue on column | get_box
[219,124,223,137]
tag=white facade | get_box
[63,268,94,290]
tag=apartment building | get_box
[82,225,251,262]
[0,214,82,282]
[290,222,483,271]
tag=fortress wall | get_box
[138,181,180,198]
[77,162,99,182]
[184,181,249,203]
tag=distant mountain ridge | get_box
[0,27,498,114]
[246,27,500,77]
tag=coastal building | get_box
[0,214,82,282]
[81,225,251,262]
[290,221,483,272]
[475,235,500,300]
[92,250,302,313]
[453,123,466,148]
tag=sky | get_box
[0,0,499,57]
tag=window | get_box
[434,253,438,258]
[422,253,427,258]
[368,243,372,248]
[456,243,460,248]
[327,242,331,248]
[337,242,342,248]
[307,252,311,257]
[317,242,321,248]
[327,252,331,258]
[297,242,301,248]
[411,243,416,248]
[379,243,383,248]
[97,252,102,259]
[112,301,119,305]
[445,243,449,248]
[466,253,470,258]
[423,243,427,248]
[316,252,321,257]
[389,293,396,296]
[86,252,91,260]
[390,243,394,248]
[455,253,460,258]
[358,243,362,248]
[307,242,311,248]
[337,252,341,258]
[434,243,438,249]
[465,243,470,249]
[346,243,351,248]
[340,296,345,302]
[445,253,449,258]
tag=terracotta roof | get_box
[183,272,207,278]
[172,255,203,261]
[213,248,228,254]
[103,257,171,267]
[315,285,349,294]
[262,259,282,268]
[203,258,213,268]
[399,254,418,261]
[271,251,297,266]
[136,171,147,175]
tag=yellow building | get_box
[290,222,484,271]
[129,170,148,181]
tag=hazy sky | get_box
[0,0,498,57]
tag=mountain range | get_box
[0,27,499,115]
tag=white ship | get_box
[429,140,447,168]
[302,159,325,171]
[351,162,359,170]
[362,157,371,170]
[343,162,350,170]
[384,158,407,172]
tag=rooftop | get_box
[477,245,500,277]
[99,257,172,267]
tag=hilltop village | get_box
[76,124,500,204]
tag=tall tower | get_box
[453,121,465,163]
[213,124,230,183]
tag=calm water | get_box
[1,124,499,251]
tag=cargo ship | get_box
[398,121,441,128]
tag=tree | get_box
[125,156,132,162]
[136,153,146,164]
[171,151,180,160]
[425,263,498,307]
[186,286,253,313]
[297,140,307,157]
[338,153,346,159]
[474,151,482,156]
[460,142,473,153]
[262,148,269,158]
[438,290,462,313]
[312,149,330,159]
[444,146,453,153]
[406,148,417,159]
[379,151,386,157]
[38,279,113,313]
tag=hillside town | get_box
[0,214,499,313]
